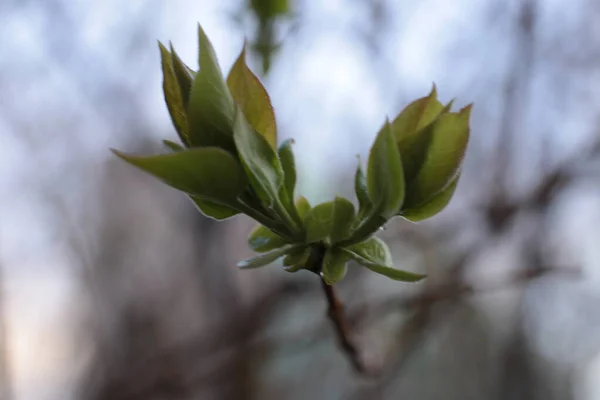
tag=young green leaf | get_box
[111,147,247,204]
[367,120,405,218]
[277,139,302,224]
[187,25,236,151]
[401,105,471,209]
[283,245,311,272]
[342,237,426,282]
[227,44,277,149]
[354,157,372,218]
[169,42,193,107]
[304,201,334,243]
[392,84,444,143]
[394,100,453,188]
[321,248,348,285]
[330,196,355,244]
[191,197,240,220]
[278,139,297,203]
[248,223,288,252]
[158,42,190,147]
[233,106,284,206]
[238,244,303,269]
[153,141,243,220]
[295,196,311,220]
[401,175,459,222]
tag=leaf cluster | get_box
[112,25,472,284]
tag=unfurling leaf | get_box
[392,86,447,183]
[367,120,405,219]
[392,85,444,144]
[111,147,247,204]
[238,244,302,269]
[169,43,194,108]
[401,175,459,222]
[354,157,372,218]
[227,44,277,149]
[283,245,311,272]
[304,201,334,243]
[278,139,301,223]
[342,237,426,282]
[159,42,189,146]
[295,196,311,220]
[233,106,284,206]
[248,223,288,252]
[187,25,236,151]
[321,248,348,285]
[401,105,471,209]
[330,196,355,244]
[278,139,297,202]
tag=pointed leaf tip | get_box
[227,43,278,148]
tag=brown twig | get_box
[320,278,368,374]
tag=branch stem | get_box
[320,278,368,374]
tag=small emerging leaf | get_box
[278,139,301,224]
[238,244,302,269]
[170,43,193,108]
[295,196,311,220]
[227,44,277,149]
[354,158,372,219]
[402,105,471,208]
[304,201,334,243]
[111,147,247,204]
[342,237,426,282]
[321,248,348,285]
[248,223,288,252]
[187,25,236,151]
[233,107,284,206]
[393,87,447,183]
[159,42,189,146]
[283,245,311,272]
[367,120,405,218]
[330,196,355,244]
[401,175,459,222]
[278,139,297,203]
[393,84,444,143]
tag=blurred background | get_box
[2,0,600,398]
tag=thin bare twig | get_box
[320,278,368,374]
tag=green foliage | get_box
[304,201,334,243]
[112,24,472,285]
[367,120,405,219]
[248,223,288,252]
[227,44,278,149]
[111,148,247,204]
[187,25,236,152]
[330,197,355,245]
[283,245,311,272]
[233,106,283,207]
[191,197,240,220]
[342,237,426,282]
[321,248,348,285]
[159,42,189,146]
[238,244,302,269]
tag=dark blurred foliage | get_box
[2,0,600,399]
